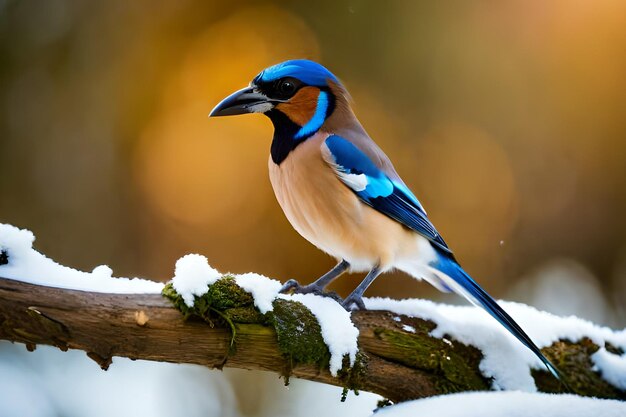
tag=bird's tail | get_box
[428,250,566,383]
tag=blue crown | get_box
[257,59,339,87]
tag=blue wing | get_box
[322,134,452,255]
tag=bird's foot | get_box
[342,295,366,311]
[279,279,343,302]
[279,279,301,293]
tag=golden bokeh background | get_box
[1,0,625,326]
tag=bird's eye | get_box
[276,78,298,98]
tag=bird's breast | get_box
[268,133,359,251]
[268,132,420,271]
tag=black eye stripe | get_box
[254,77,303,100]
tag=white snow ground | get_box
[374,391,626,417]
[0,341,380,417]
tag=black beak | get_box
[209,87,271,117]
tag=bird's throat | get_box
[267,109,308,165]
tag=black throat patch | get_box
[267,109,306,165]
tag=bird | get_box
[209,59,564,381]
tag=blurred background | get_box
[0,0,625,416]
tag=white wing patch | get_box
[321,142,368,192]
[337,172,367,191]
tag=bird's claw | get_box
[342,295,366,311]
[279,279,301,293]
[279,279,343,302]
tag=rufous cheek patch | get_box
[276,87,320,126]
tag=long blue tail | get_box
[430,250,564,381]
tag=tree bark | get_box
[0,276,623,403]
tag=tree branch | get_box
[0,276,623,403]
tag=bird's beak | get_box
[209,87,271,117]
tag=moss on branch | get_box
[162,278,364,396]
[372,327,489,393]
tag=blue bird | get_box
[210,59,563,381]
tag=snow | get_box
[365,297,626,391]
[401,324,415,333]
[171,254,221,306]
[279,292,359,376]
[171,260,284,313]
[235,272,282,314]
[374,391,626,417]
[592,348,626,390]
[0,223,163,293]
[0,359,56,417]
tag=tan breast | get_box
[268,132,423,271]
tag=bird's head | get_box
[210,60,355,163]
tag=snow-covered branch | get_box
[0,223,625,403]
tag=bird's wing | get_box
[321,134,452,254]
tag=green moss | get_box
[163,279,366,397]
[162,283,192,317]
[376,398,393,409]
[162,277,258,319]
[163,280,333,371]
[533,338,626,400]
[267,298,330,378]
[162,277,261,350]
[337,352,368,401]
[265,298,366,396]
[225,307,266,324]
[373,327,489,393]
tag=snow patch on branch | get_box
[280,292,359,376]
[235,273,282,314]
[592,348,626,390]
[0,223,163,294]
[365,297,626,391]
[171,254,221,306]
